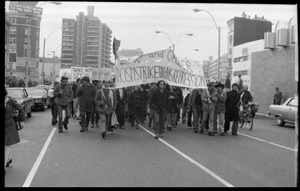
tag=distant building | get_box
[5,16,11,76]
[5,2,42,81]
[61,6,112,68]
[38,57,61,83]
[118,48,144,57]
[208,54,228,83]
[227,12,272,76]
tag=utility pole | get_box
[25,16,31,88]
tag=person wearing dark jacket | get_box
[5,88,26,174]
[182,91,192,127]
[173,86,183,124]
[224,83,241,135]
[273,87,282,105]
[149,80,171,139]
[147,83,157,128]
[115,87,127,129]
[53,75,73,133]
[76,76,96,132]
[50,81,60,125]
[91,80,102,128]
[166,85,178,130]
[128,85,144,129]
[72,78,81,120]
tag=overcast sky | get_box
[5,1,297,62]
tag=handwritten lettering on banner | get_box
[178,58,204,76]
[71,67,92,81]
[114,48,207,89]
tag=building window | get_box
[26,19,31,25]
[24,39,28,45]
[10,28,17,35]
[233,55,248,63]
[9,48,16,53]
[9,38,16,45]
[10,18,16,24]
[25,28,29,35]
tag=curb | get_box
[255,112,274,119]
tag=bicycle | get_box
[239,103,253,130]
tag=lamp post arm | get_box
[175,33,187,48]
[46,27,62,40]
[202,10,219,31]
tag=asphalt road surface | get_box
[4,108,297,187]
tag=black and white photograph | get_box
[4,1,298,187]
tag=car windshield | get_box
[27,89,46,96]
[7,89,22,98]
[288,98,298,107]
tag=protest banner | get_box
[116,55,139,65]
[71,67,92,81]
[178,58,204,76]
[91,68,114,81]
[114,48,207,89]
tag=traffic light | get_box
[9,53,16,62]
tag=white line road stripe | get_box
[139,124,234,187]
[234,131,296,152]
[22,127,57,187]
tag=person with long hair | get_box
[5,87,25,175]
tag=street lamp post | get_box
[48,51,56,85]
[41,27,62,85]
[155,31,193,54]
[38,2,61,7]
[25,17,31,88]
[193,8,221,82]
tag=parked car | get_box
[33,85,53,108]
[268,97,298,126]
[26,88,50,111]
[6,87,34,117]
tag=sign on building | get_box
[9,2,43,16]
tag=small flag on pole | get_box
[113,37,121,59]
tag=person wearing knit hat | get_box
[214,82,227,136]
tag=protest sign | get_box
[91,68,113,81]
[116,55,139,65]
[178,58,204,76]
[71,67,92,81]
[114,48,207,89]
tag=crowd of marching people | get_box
[5,74,253,174]
[46,73,253,139]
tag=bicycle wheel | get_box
[245,113,253,130]
[239,113,244,128]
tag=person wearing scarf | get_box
[76,76,96,132]
[95,80,116,138]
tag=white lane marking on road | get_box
[22,127,57,187]
[234,131,296,152]
[139,125,234,187]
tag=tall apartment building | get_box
[227,12,272,76]
[5,17,11,76]
[6,1,42,81]
[208,54,228,82]
[118,48,144,57]
[61,6,112,68]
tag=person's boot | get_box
[80,126,84,132]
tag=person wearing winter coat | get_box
[115,87,127,129]
[76,76,97,132]
[128,85,144,129]
[149,80,171,139]
[199,82,218,136]
[53,75,73,133]
[224,83,241,136]
[147,83,157,128]
[95,80,117,139]
[182,91,192,127]
[213,82,227,136]
[166,85,178,131]
[188,88,203,133]
[5,88,25,175]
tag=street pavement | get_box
[4,108,297,187]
